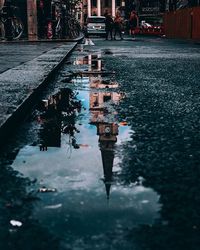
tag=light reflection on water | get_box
[11,52,160,244]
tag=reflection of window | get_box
[92,0,97,7]
[103,95,111,102]
[92,61,98,69]
[94,97,98,107]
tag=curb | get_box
[0,42,78,147]
[161,36,200,45]
[0,34,84,44]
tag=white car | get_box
[87,16,106,36]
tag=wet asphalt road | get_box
[0,37,200,250]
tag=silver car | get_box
[87,16,106,36]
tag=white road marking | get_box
[84,39,95,46]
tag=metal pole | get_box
[112,0,116,17]
[27,0,38,40]
[97,0,101,16]
[88,0,91,17]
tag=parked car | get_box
[140,20,164,36]
[86,16,106,37]
[140,20,153,29]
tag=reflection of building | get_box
[74,53,125,199]
[90,78,119,89]
[38,88,79,150]
[88,62,123,199]
[98,123,118,145]
[75,54,103,72]
[39,99,61,149]
[98,122,118,199]
[90,80,122,124]
[90,91,121,109]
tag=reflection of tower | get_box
[90,90,121,123]
[89,78,121,199]
[98,123,119,200]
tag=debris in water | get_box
[10,220,23,227]
[141,200,149,204]
[44,204,62,209]
[38,187,57,193]
[79,144,90,148]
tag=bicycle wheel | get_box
[68,27,76,38]
[11,17,23,40]
[55,21,62,39]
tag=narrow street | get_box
[1,37,200,250]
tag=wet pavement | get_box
[0,43,61,74]
[0,37,200,250]
[0,42,76,144]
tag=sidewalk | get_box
[0,41,78,145]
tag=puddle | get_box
[10,50,161,248]
[72,53,115,78]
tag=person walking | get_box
[105,13,114,40]
[129,11,138,38]
[114,11,123,40]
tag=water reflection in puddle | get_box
[74,54,103,71]
[11,51,160,246]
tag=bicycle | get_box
[0,5,24,40]
[54,13,81,39]
[65,14,81,39]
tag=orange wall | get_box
[164,7,200,40]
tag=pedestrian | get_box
[129,11,138,38]
[114,12,123,40]
[83,12,87,24]
[105,13,114,40]
[104,9,109,17]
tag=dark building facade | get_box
[166,0,200,11]
[134,0,164,25]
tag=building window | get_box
[92,0,97,7]
[116,0,121,7]
[105,0,109,7]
